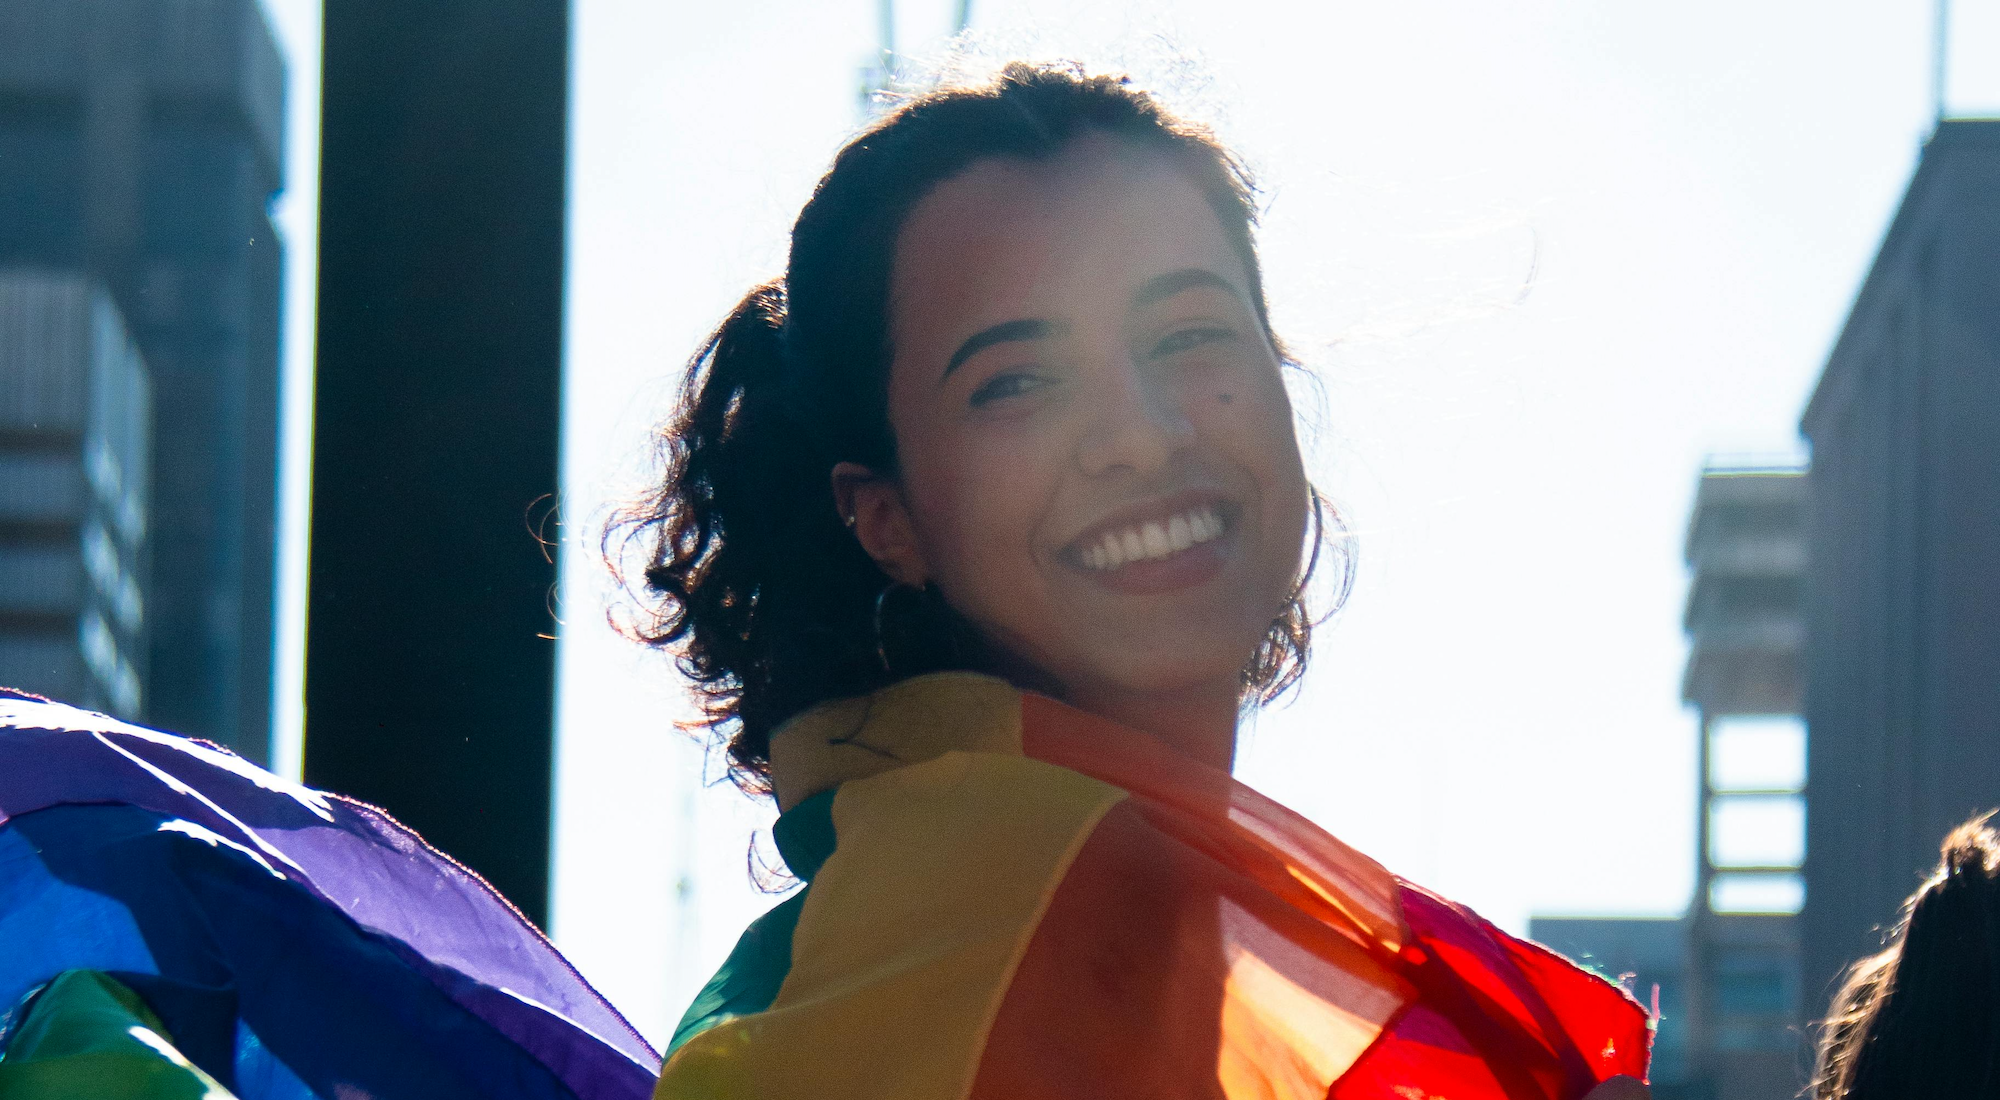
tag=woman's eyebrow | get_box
[942,317,1062,380]
[1130,266,1239,310]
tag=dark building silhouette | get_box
[1800,119,2000,1007]
[0,0,285,759]
[0,273,151,716]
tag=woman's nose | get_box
[1075,356,1194,479]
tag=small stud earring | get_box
[843,514,858,528]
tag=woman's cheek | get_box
[964,438,1060,561]
[1218,377,1309,584]
[914,434,1048,591]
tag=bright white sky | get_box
[262,0,2000,1049]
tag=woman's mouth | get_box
[1077,503,1226,570]
[1063,498,1236,594]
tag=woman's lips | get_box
[1062,498,1237,595]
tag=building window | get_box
[1709,794,1805,868]
[1709,872,1805,915]
[1709,714,1805,792]
[1711,947,1797,1051]
[1715,968,1787,1015]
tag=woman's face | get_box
[845,136,1310,713]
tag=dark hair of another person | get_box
[1812,811,2000,1099]
[608,61,1350,793]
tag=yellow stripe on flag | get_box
[658,750,1126,1100]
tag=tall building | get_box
[0,0,286,760]
[1799,119,2000,1005]
[0,272,151,717]
[1681,465,1808,1100]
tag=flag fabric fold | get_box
[662,672,1649,1100]
[0,688,660,1100]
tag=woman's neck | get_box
[969,644,1242,771]
[1063,679,1241,773]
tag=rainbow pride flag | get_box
[0,688,659,1099]
[663,673,1650,1100]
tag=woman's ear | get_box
[831,462,929,587]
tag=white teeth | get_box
[1191,507,1221,542]
[1078,505,1228,570]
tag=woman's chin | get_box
[1062,642,1260,706]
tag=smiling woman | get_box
[837,132,1316,772]
[613,62,1651,1100]
[612,68,1327,781]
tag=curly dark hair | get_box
[607,61,1351,792]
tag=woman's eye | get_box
[1152,326,1234,358]
[968,371,1047,408]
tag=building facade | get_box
[0,0,285,759]
[1799,119,2000,1006]
[0,272,151,717]
[1681,466,1810,1100]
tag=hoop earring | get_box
[873,581,928,675]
